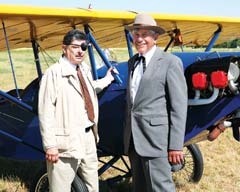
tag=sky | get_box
[0,0,240,18]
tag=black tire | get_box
[30,165,88,192]
[29,165,48,192]
[172,144,204,185]
[72,175,89,192]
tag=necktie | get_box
[76,65,95,122]
[141,56,146,73]
[131,56,146,77]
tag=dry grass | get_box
[0,130,239,192]
[178,129,240,192]
[0,49,240,191]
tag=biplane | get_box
[0,4,240,191]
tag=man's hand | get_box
[105,67,119,82]
[45,147,59,163]
[168,150,184,165]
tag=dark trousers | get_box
[128,143,176,192]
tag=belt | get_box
[85,125,93,132]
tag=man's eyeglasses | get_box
[132,30,156,38]
[68,42,88,51]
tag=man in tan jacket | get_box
[38,29,115,192]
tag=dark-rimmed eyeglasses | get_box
[68,43,88,51]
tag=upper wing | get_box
[0,5,240,51]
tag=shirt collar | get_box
[62,56,79,70]
[59,56,79,77]
[140,45,156,65]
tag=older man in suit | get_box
[38,29,115,192]
[124,14,188,192]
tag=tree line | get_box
[214,38,240,48]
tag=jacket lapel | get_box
[60,60,82,95]
[133,48,164,104]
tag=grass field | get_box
[0,48,240,191]
[0,130,239,192]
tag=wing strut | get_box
[29,21,43,80]
[31,40,43,80]
[84,24,122,85]
[1,20,21,99]
[125,29,134,58]
[84,24,98,80]
[205,24,222,52]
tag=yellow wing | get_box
[0,4,240,51]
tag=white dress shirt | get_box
[131,45,157,102]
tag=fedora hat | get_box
[125,13,165,35]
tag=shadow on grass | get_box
[100,178,132,192]
[0,157,45,190]
[0,157,132,192]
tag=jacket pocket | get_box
[150,116,168,126]
[55,134,70,151]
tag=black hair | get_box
[62,29,87,45]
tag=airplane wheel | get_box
[30,165,88,192]
[72,175,89,192]
[172,144,204,185]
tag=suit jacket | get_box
[124,47,188,157]
[38,57,112,158]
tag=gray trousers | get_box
[129,144,176,192]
